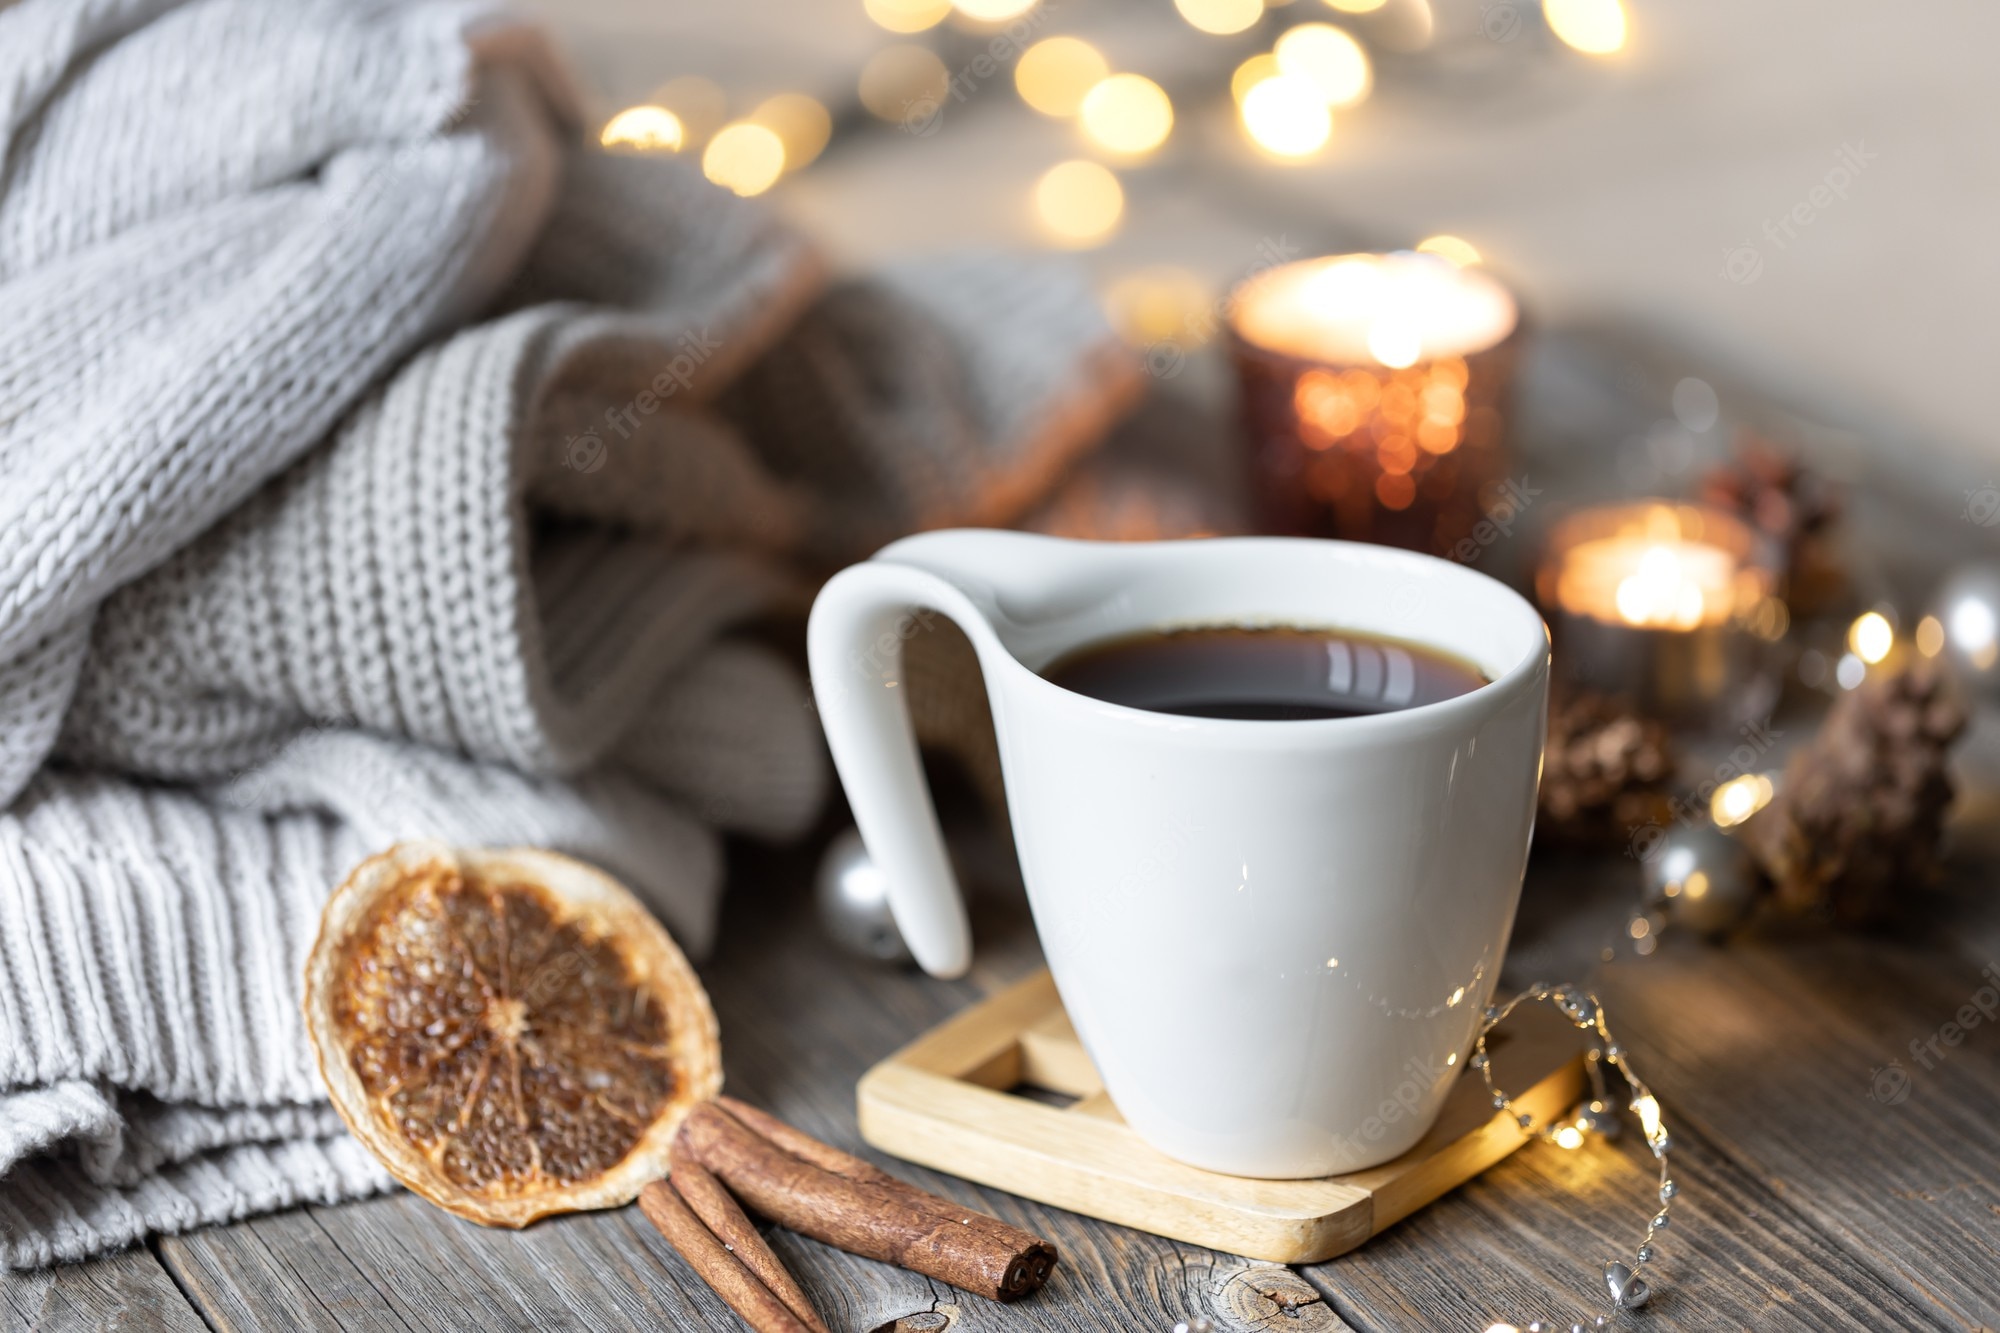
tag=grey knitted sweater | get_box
[0,0,1134,1267]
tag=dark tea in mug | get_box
[1041,625,1488,721]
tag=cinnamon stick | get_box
[670,1160,830,1333]
[639,1179,812,1333]
[675,1101,1058,1303]
[718,1096,897,1186]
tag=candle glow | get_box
[1550,505,1762,631]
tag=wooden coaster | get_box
[857,969,1585,1263]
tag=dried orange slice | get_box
[304,841,720,1227]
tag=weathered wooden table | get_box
[4,811,1996,1332]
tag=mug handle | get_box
[807,560,1000,978]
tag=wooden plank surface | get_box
[0,1245,207,1333]
[6,831,1998,1331]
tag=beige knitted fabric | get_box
[0,0,1136,1268]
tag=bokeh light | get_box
[1275,23,1372,108]
[859,45,951,122]
[599,106,684,152]
[1239,74,1333,157]
[952,0,1038,20]
[1231,53,1281,103]
[702,123,786,196]
[1543,0,1627,54]
[1079,73,1174,155]
[1175,0,1265,36]
[1015,37,1109,117]
[1916,615,1945,657]
[1034,160,1124,246]
[865,0,952,32]
[750,94,831,171]
[1325,0,1386,10]
[1710,773,1775,828]
[1415,234,1482,267]
[1848,610,1894,665]
[1103,267,1214,348]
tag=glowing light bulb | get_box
[1274,23,1372,108]
[702,123,786,196]
[1239,74,1333,157]
[1543,0,1627,54]
[1015,37,1108,117]
[1034,160,1124,246]
[1231,53,1281,103]
[1079,73,1174,155]
[750,94,831,171]
[953,0,1037,20]
[1710,773,1774,828]
[865,0,952,32]
[1175,0,1264,35]
[1848,610,1894,665]
[1633,1093,1663,1142]
[1415,234,1482,267]
[599,106,684,152]
[1554,1123,1587,1150]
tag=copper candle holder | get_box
[1535,501,1785,728]
[1229,252,1524,555]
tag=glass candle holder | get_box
[1536,501,1785,728]
[1229,252,1523,555]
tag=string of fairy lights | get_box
[597,0,1631,232]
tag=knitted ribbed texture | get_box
[0,0,1135,1268]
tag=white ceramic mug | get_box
[808,531,1549,1178]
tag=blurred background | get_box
[536,0,1997,498]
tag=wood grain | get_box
[0,1246,206,1333]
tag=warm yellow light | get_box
[953,0,1037,20]
[859,45,951,123]
[1014,37,1108,117]
[1633,1093,1663,1142]
[1079,74,1174,155]
[1176,0,1264,35]
[1367,321,1421,369]
[1554,1124,1587,1150]
[1710,773,1775,829]
[1543,0,1627,54]
[1326,0,1386,10]
[1628,916,1651,940]
[1103,267,1213,348]
[1034,160,1124,246]
[1231,53,1282,103]
[1849,611,1894,665]
[865,0,952,32]
[1274,23,1372,108]
[1239,74,1333,157]
[1916,614,1946,658]
[1416,234,1482,267]
[599,105,685,152]
[702,123,786,196]
[750,94,832,171]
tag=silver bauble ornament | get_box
[1638,819,1758,935]
[1930,563,2000,700]
[815,827,913,964]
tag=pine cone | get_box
[1742,658,1968,922]
[1538,688,1677,845]
[1699,434,1846,615]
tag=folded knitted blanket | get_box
[0,0,1136,1267]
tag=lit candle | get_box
[1228,252,1522,554]
[1537,502,1782,726]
